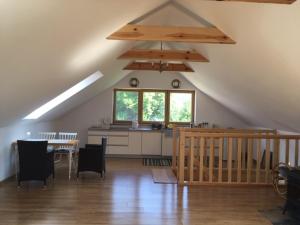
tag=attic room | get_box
[1,0,300,224]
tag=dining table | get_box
[12,139,80,180]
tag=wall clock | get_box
[171,79,181,88]
[129,77,139,87]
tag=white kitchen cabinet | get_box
[88,129,164,156]
[141,132,162,155]
[108,146,129,154]
[162,135,173,156]
[88,130,129,154]
[128,132,142,155]
[88,135,102,145]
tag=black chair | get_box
[77,138,107,178]
[17,140,55,186]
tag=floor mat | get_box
[258,207,300,225]
[151,168,177,184]
[143,158,172,166]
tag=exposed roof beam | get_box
[118,49,209,62]
[107,24,235,44]
[214,0,296,3]
[123,62,194,72]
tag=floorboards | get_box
[0,158,283,225]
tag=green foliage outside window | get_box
[115,91,138,121]
[169,93,192,122]
[142,92,165,121]
[114,89,193,123]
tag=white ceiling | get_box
[0,0,299,132]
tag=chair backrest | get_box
[78,138,107,173]
[17,140,48,178]
[58,132,77,140]
[85,138,107,156]
[39,132,56,140]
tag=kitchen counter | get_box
[88,126,176,156]
[88,126,168,133]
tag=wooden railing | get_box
[172,127,300,185]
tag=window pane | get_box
[143,92,165,122]
[169,92,192,123]
[115,91,138,121]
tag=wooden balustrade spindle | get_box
[247,139,253,183]
[228,138,233,183]
[189,137,195,183]
[242,138,246,169]
[256,139,262,183]
[285,139,290,165]
[199,137,205,182]
[273,139,280,169]
[237,138,242,183]
[265,139,271,183]
[178,131,186,185]
[209,137,214,183]
[218,138,223,183]
[172,126,177,171]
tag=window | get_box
[169,92,193,123]
[142,91,166,122]
[113,89,194,124]
[114,90,139,122]
[24,71,103,119]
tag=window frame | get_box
[113,89,140,124]
[168,90,195,125]
[113,88,195,125]
[141,90,167,124]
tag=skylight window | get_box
[24,71,103,119]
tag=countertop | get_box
[88,127,174,135]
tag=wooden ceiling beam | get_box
[215,0,296,4]
[107,24,235,44]
[123,62,194,72]
[118,49,209,62]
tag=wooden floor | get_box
[0,158,283,225]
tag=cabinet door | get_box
[162,135,173,156]
[142,132,162,155]
[128,132,142,155]
[88,136,103,144]
[108,146,129,155]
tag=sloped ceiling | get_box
[0,0,167,127]
[1,0,300,132]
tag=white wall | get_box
[56,71,249,147]
[0,121,56,181]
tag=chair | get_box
[39,132,56,140]
[77,138,107,178]
[17,140,54,186]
